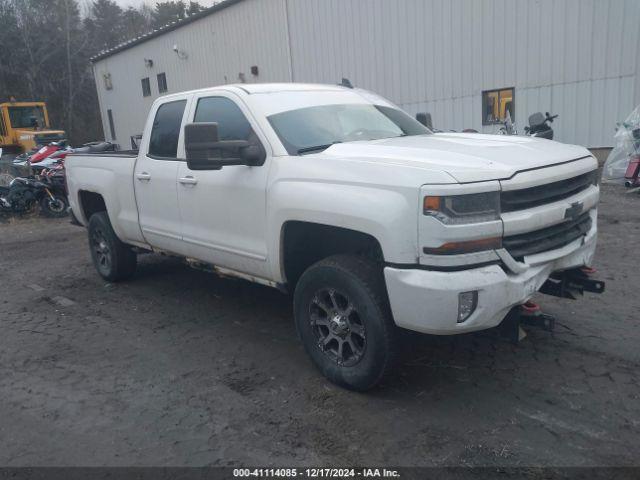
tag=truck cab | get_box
[0,101,66,154]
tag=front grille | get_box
[503,212,592,260]
[501,170,596,213]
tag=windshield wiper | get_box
[297,141,341,155]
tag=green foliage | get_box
[152,1,203,29]
[121,6,153,42]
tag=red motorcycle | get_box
[29,141,69,164]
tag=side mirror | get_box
[184,122,263,170]
[416,112,433,130]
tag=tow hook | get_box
[499,301,556,344]
[519,301,555,331]
[499,268,605,344]
[540,267,606,299]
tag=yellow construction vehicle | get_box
[0,101,66,155]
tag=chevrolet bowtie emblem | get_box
[564,202,583,221]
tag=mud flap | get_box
[68,208,82,227]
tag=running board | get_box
[540,268,605,300]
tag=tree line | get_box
[0,0,204,145]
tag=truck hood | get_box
[321,133,592,183]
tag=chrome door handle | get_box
[136,172,151,181]
[179,176,198,185]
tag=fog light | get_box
[457,291,478,323]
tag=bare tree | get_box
[0,0,158,144]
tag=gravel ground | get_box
[0,185,639,468]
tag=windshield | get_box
[8,106,47,129]
[268,104,430,155]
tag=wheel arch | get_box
[279,220,385,290]
[78,190,107,224]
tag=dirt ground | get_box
[0,184,639,468]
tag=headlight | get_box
[423,191,500,224]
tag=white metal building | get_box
[92,0,640,149]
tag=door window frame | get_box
[143,95,192,161]
[185,90,272,161]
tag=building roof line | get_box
[90,0,246,63]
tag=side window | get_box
[148,100,186,159]
[157,73,168,93]
[482,87,514,125]
[194,96,252,141]
[107,109,116,141]
[141,77,151,97]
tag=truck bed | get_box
[65,151,144,246]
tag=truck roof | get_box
[235,83,348,94]
[174,83,349,98]
[154,82,393,118]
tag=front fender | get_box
[267,179,419,283]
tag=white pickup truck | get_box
[67,83,602,390]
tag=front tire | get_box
[293,254,397,391]
[88,212,137,281]
[40,195,68,217]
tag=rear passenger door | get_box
[135,98,189,252]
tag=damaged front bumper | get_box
[384,223,600,335]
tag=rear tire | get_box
[293,254,397,391]
[88,212,137,281]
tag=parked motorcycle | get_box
[13,140,114,168]
[41,162,68,198]
[29,141,70,164]
[12,141,67,168]
[524,112,558,139]
[0,175,67,217]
